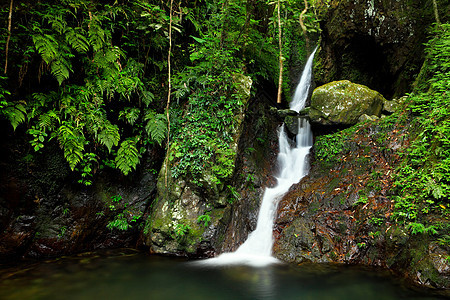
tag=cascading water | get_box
[199,48,317,267]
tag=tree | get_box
[276,0,283,104]
[4,0,13,74]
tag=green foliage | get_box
[107,213,131,231]
[392,24,450,227]
[115,139,140,176]
[314,126,358,164]
[406,222,438,235]
[58,122,86,170]
[197,213,211,228]
[3,102,27,131]
[0,0,310,187]
[174,223,191,239]
[57,226,67,239]
[98,122,120,153]
[144,111,167,146]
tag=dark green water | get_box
[0,249,446,300]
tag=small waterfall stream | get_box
[200,48,317,267]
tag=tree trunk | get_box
[4,0,13,74]
[432,0,440,26]
[164,0,174,187]
[299,0,309,52]
[276,0,283,104]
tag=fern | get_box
[88,18,108,52]
[46,14,67,34]
[119,107,140,125]
[65,27,89,53]
[33,34,58,64]
[98,122,120,152]
[115,139,140,175]
[38,110,60,129]
[4,102,27,131]
[144,110,167,145]
[141,90,154,107]
[50,57,72,85]
[58,122,85,170]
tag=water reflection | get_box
[0,250,447,300]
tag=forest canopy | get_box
[0,0,318,184]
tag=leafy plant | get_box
[174,223,191,239]
[107,213,130,231]
[197,213,211,228]
[406,222,438,235]
[115,139,140,176]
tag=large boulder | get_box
[273,117,450,289]
[143,76,282,256]
[309,80,386,125]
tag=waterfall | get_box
[198,49,317,267]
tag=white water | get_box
[290,47,318,112]
[198,49,316,267]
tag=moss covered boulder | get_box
[309,80,386,125]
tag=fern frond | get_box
[115,139,140,175]
[50,57,72,85]
[4,103,27,131]
[65,27,89,53]
[141,90,154,107]
[119,107,140,125]
[98,122,120,152]
[58,122,85,170]
[33,34,58,64]
[47,15,67,34]
[38,110,60,129]
[144,110,167,146]
[88,18,107,52]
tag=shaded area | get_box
[0,250,444,300]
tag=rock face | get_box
[314,0,441,98]
[0,135,162,261]
[273,118,450,289]
[143,78,282,256]
[309,80,385,125]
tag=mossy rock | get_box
[310,80,386,125]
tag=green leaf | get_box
[98,122,120,152]
[118,107,140,126]
[50,57,72,85]
[32,34,58,64]
[115,139,140,176]
[144,111,167,146]
[191,36,206,43]
[65,28,89,53]
[58,122,85,170]
[4,103,27,131]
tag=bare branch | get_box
[4,0,14,74]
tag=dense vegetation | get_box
[314,23,450,242]
[0,0,319,186]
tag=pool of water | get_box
[0,249,446,300]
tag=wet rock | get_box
[273,116,450,288]
[358,114,379,122]
[143,76,282,256]
[310,80,385,125]
[383,96,408,114]
[314,0,437,98]
[0,138,162,260]
[284,115,299,135]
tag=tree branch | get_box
[276,0,283,104]
[164,0,174,187]
[432,0,440,26]
[4,0,14,74]
[299,0,309,52]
